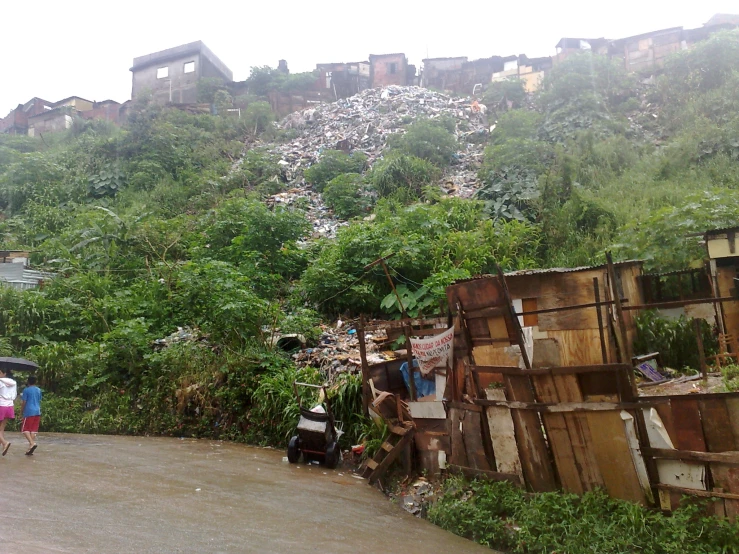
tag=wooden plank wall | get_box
[642,394,739,519]
[444,270,739,516]
[717,266,739,336]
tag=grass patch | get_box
[427,476,739,553]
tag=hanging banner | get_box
[410,327,455,376]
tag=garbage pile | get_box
[265,86,491,236]
[153,326,206,350]
[292,320,394,376]
[392,477,438,517]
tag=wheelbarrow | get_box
[286,382,341,469]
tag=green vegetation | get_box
[722,364,739,392]
[299,198,538,315]
[369,154,440,199]
[322,173,373,218]
[634,310,717,372]
[428,476,739,553]
[386,117,458,167]
[303,149,368,192]
[1,32,739,496]
[472,30,739,270]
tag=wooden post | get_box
[365,254,418,400]
[358,315,371,413]
[380,260,406,317]
[693,318,708,383]
[496,266,532,370]
[606,252,637,396]
[593,277,609,364]
[403,322,416,401]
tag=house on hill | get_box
[0,98,54,135]
[130,41,233,105]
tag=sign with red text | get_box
[410,327,454,376]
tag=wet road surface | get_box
[1,433,493,553]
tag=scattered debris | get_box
[153,326,206,349]
[263,86,490,237]
[392,477,437,517]
[292,321,394,376]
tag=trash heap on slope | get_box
[265,86,491,237]
[292,320,394,377]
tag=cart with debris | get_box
[287,382,342,469]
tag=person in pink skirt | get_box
[0,368,18,456]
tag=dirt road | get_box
[1,433,491,553]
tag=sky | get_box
[1,0,738,115]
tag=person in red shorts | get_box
[0,368,16,456]
[20,375,42,456]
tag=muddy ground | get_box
[1,433,491,553]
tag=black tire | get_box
[324,441,340,469]
[287,436,300,463]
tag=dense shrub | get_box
[303,150,367,191]
[386,118,458,167]
[322,173,373,218]
[369,154,440,199]
[634,310,717,371]
[428,476,739,553]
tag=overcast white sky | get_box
[1,0,737,114]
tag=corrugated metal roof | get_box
[452,260,643,284]
[704,226,739,237]
[0,266,53,290]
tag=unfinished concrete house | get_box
[316,61,371,100]
[369,54,416,87]
[130,41,233,105]
[0,98,54,135]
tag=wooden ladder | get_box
[362,425,415,485]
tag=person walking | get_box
[21,375,41,455]
[0,368,17,456]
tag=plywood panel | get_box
[671,398,708,452]
[506,275,542,300]
[717,267,739,336]
[503,374,558,492]
[447,277,508,342]
[538,272,602,331]
[539,308,598,331]
[618,265,643,344]
[485,389,523,482]
[549,329,604,366]
[699,398,739,518]
[553,375,605,492]
[533,338,561,367]
[522,297,538,328]
[463,409,492,471]
[728,398,739,446]
[533,374,583,493]
[449,407,469,467]
[587,410,648,504]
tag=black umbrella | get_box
[0,357,39,372]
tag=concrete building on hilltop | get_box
[130,41,233,105]
[0,97,54,135]
[369,53,416,87]
[315,61,371,99]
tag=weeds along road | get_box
[1,433,492,553]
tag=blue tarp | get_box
[399,360,436,398]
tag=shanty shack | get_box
[705,226,739,336]
[447,261,644,395]
[359,261,646,481]
[358,259,739,517]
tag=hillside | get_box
[1,30,739,443]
